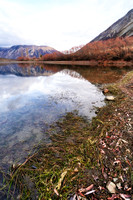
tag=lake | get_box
[0,63,131,171]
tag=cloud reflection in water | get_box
[0,70,105,170]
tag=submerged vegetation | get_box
[0,71,132,199]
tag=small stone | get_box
[77,162,81,167]
[12,164,16,169]
[17,194,21,199]
[113,178,118,182]
[106,181,116,193]
[74,167,78,173]
[103,88,109,94]
[126,149,130,153]
[105,95,115,101]
[116,182,122,189]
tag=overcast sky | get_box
[0,0,132,51]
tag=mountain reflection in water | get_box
[0,67,105,170]
[0,63,132,83]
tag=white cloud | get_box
[0,0,132,50]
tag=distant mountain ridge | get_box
[92,9,133,42]
[0,45,57,59]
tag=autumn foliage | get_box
[40,52,63,61]
[74,36,133,61]
[17,56,30,61]
[17,37,133,62]
[40,37,133,62]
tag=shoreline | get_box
[0,71,133,199]
[0,60,132,67]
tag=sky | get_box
[0,0,132,51]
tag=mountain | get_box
[92,9,133,42]
[0,45,57,59]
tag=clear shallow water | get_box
[0,63,131,170]
[0,67,106,170]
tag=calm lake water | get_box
[0,63,131,170]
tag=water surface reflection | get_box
[0,68,105,170]
[0,63,132,83]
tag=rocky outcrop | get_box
[92,9,133,42]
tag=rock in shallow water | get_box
[105,95,115,101]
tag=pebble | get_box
[105,95,115,101]
[113,178,118,182]
[74,167,79,173]
[116,182,122,189]
[17,195,21,199]
[103,88,109,94]
[106,181,116,193]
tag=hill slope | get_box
[0,45,57,59]
[92,9,133,42]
